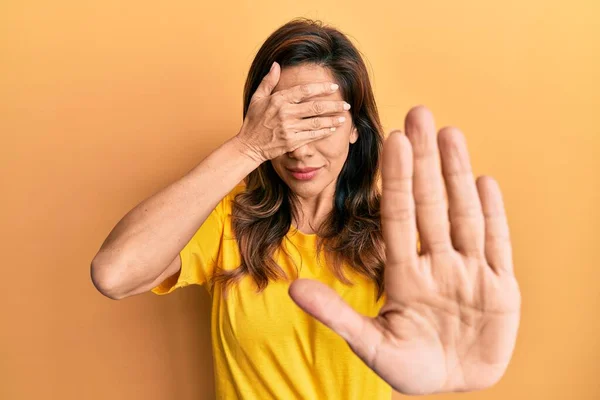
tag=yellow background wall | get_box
[1,0,598,399]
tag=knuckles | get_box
[280,121,293,133]
[300,84,312,96]
[312,101,325,114]
[282,131,294,144]
[269,94,285,108]
[277,106,290,119]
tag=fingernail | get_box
[338,117,346,123]
[343,102,351,110]
[331,83,339,91]
[270,62,276,72]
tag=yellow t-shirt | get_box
[152,183,392,400]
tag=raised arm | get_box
[90,136,259,300]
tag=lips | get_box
[286,167,321,173]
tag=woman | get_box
[91,18,521,399]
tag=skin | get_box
[287,103,522,394]
[269,64,358,234]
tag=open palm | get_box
[289,105,521,395]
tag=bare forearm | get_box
[90,135,260,297]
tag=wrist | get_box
[229,134,265,167]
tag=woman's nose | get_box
[286,143,313,159]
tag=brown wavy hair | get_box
[211,18,386,301]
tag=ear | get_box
[349,125,358,144]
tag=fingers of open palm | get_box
[476,177,514,274]
[288,279,380,361]
[381,131,418,267]
[404,106,452,254]
[289,279,363,337]
[438,127,485,257]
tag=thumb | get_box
[252,61,280,102]
[288,278,380,366]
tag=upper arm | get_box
[146,183,245,297]
[148,253,182,291]
[121,254,182,298]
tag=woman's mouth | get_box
[287,167,322,180]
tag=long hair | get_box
[211,18,386,301]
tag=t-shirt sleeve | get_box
[150,183,243,295]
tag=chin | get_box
[283,176,322,193]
